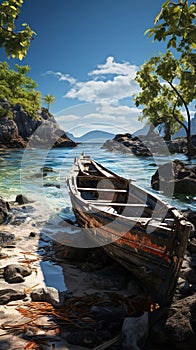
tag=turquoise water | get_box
[0,143,195,213]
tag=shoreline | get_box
[0,199,196,349]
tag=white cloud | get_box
[46,57,140,105]
[65,72,139,105]
[64,57,140,105]
[97,104,142,117]
[50,57,144,135]
[45,70,76,84]
[89,56,138,77]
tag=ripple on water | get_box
[0,144,195,213]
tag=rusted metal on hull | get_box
[67,154,193,306]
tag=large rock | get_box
[0,116,26,148]
[15,194,33,205]
[0,100,77,148]
[0,232,15,249]
[102,133,152,156]
[30,287,68,307]
[150,294,196,350]
[0,289,26,305]
[167,137,188,154]
[102,131,179,156]
[151,159,196,195]
[0,197,10,224]
[102,130,196,157]
[3,264,32,283]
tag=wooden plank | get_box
[77,175,115,179]
[77,187,127,193]
[87,201,147,207]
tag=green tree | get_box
[0,0,35,59]
[135,0,196,158]
[44,94,55,112]
[0,61,41,118]
[145,0,196,52]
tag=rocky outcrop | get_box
[102,133,152,156]
[0,116,26,148]
[102,132,196,157]
[151,160,196,195]
[0,99,77,148]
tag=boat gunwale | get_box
[67,155,186,229]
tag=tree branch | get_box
[167,80,191,133]
[172,100,188,133]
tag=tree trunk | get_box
[164,122,171,141]
[186,131,196,159]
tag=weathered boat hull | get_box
[67,154,192,306]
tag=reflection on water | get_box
[0,143,195,212]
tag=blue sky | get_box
[1,0,188,136]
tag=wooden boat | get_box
[67,153,193,306]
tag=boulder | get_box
[0,232,15,249]
[183,210,196,232]
[3,264,32,283]
[102,131,177,156]
[151,160,196,195]
[0,289,26,305]
[0,197,10,224]
[167,138,187,154]
[102,134,152,156]
[164,294,196,350]
[15,194,32,205]
[30,287,68,307]
[150,294,196,350]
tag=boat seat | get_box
[77,187,127,193]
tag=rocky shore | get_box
[102,132,196,157]
[0,195,196,350]
[0,99,77,149]
[151,159,196,195]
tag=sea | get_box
[0,142,195,291]
[0,142,195,216]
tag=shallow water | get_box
[0,143,195,211]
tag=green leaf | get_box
[154,9,163,24]
[162,0,170,9]
[189,4,196,14]
[172,5,181,14]
[144,28,150,36]
[18,52,24,60]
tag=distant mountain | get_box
[174,114,196,138]
[66,130,115,143]
[133,125,149,137]
[133,114,196,139]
